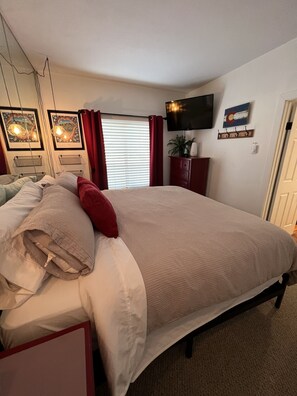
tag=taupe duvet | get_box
[104,186,297,333]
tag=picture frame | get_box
[48,110,84,150]
[0,107,44,151]
[223,102,250,128]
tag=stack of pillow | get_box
[0,174,37,206]
[0,172,119,310]
[0,180,44,309]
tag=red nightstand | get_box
[0,321,95,396]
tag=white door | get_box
[270,109,297,234]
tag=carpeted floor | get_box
[96,285,297,395]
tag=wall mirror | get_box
[0,13,53,180]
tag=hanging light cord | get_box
[0,49,60,116]
[0,60,13,108]
[0,15,48,79]
[0,13,61,176]
[2,17,25,114]
[0,15,56,108]
[33,70,55,177]
[0,51,47,77]
[0,12,47,77]
[46,57,57,112]
[0,14,47,176]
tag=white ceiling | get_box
[1,0,297,91]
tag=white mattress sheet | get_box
[0,275,89,349]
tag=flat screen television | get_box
[165,94,214,131]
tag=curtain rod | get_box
[101,111,166,120]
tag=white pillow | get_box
[0,185,5,206]
[0,181,46,309]
[0,174,20,185]
[35,174,57,188]
[0,176,36,206]
[0,181,42,240]
[0,274,35,309]
[55,172,78,195]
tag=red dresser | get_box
[169,156,210,195]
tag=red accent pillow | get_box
[77,177,118,238]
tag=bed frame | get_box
[91,273,290,385]
[0,273,290,383]
[183,273,290,358]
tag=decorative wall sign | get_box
[0,107,44,151]
[223,102,250,128]
[48,110,84,150]
[217,128,254,140]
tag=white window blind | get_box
[102,117,150,189]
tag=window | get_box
[102,117,150,189]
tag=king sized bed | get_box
[1,174,297,396]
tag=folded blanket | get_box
[13,185,95,280]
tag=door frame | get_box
[262,96,297,220]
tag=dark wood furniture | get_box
[183,273,290,358]
[169,156,210,195]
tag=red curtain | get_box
[0,138,7,175]
[149,115,163,186]
[80,109,108,190]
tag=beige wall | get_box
[1,54,184,182]
[38,72,184,183]
[187,38,297,216]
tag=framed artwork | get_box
[48,110,84,150]
[0,107,44,151]
[223,102,250,128]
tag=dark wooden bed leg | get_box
[178,273,290,362]
[275,273,290,309]
[185,335,193,358]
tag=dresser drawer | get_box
[173,170,189,182]
[170,170,189,187]
[177,179,189,188]
[169,156,210,195]
[170,177,189,188]
[180,159,190,171]
[170,157,190,172]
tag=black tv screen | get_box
[165,94,214,131]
